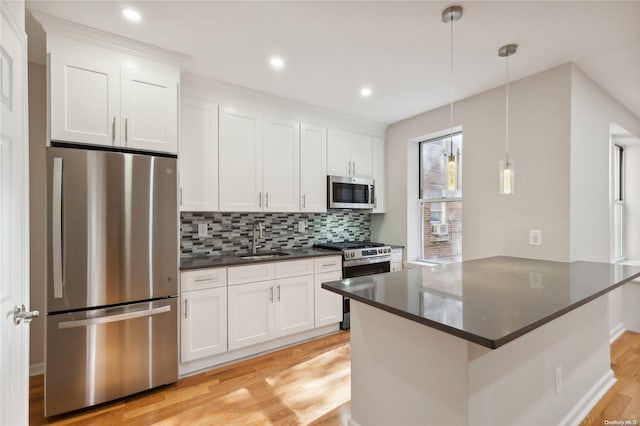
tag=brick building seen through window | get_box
[419,132,462,263]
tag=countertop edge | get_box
[180,249,339,271]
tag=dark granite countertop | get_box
[180,248,340,270]
[322,256,640,349]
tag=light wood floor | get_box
[29,330,640,425]
[29,331,351,425]
[580,330,640,425]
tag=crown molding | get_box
[182,72,388,133]
[1,2,28,43]
[30,11,190,67]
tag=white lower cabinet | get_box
[181,286,228,362]
[228,280,275,350]
[314,271,343,327]
[274,275,315,337]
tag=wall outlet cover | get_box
[198,223,208,238]
[529,229,542,246]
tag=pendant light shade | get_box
[442,6,462,192]
[498,43,517,195]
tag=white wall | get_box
[181,74,386,139]
[374,64,572,262]
[569,65,640,263]
[28,62,46,371]
[625,143,640,260]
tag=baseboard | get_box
[347,418,362,426]
[559,369,616,426]
[30,362,44,376]
[609,323,625,344]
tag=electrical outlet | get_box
[529,229,542,246]
[529,272,542,289]
[298,220,306,233]
[198,223,208,238]
[555,366,562,394]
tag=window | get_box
[419,132,462,263]
[613,144,624,260]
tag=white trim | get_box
[609,323,625,344]
[347,418,362,426]
[1,2,28,42]
[182,72,387,133]
[30,11,190,66]
[29,363,44,377]
[558,369,616,426]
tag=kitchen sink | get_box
[238,252,290,260]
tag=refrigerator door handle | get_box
[58,305,171,329]
[52,157,64,299]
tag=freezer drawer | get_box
[45,298,178,416]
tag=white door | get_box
[371,136,385,213]
[350,133,373,178]
[274,275,314,337]
[179,99,219,211]
[314,271,343,327]
[327,128,351,176]
[49,46,119,147]
[219,106,262,211]
[181,287,227,362]
[121,66,178,154]
[262,117,299,212]
[300,123,327,212]
[227,281,274,350]
[1,4,32,424]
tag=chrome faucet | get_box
[252,221,264,254]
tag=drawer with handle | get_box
[314,256,342,274]
[181,268,227,291]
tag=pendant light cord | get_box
[449,16,454,154]
[505,53,510,163]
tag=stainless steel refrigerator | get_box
[45,146,178,416]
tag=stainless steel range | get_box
[314,241,392,329]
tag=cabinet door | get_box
[228,281,275,350]
[181,287,227,362]
[274,275,314,337]
[371,136,385,213]
[327,128,351,176]
[300,123,327,212]
[314,271,343,327]
[49,49,119,147]
[121,65,179,154]
[219,106,262,211]
[179,99,219,211]
[350,133,373,178]
[262,117,299,212]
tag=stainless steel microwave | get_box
[327,175,375,209]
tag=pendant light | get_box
[499,43,517,195]
[442,5,463,192]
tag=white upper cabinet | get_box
[262,117,300,212]
[300,123,327,213]
[121,66,178,153]
[179,99,219,211]
[47,35,179,154]
[218,106,262,211]
[49,47,120,147]
[371,136,385,213]
[327,128,373,178]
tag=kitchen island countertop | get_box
[322,255,640,349]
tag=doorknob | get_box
[13,305,40,325]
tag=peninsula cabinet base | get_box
[349,297,612,426]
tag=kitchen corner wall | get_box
[181,211,371,257]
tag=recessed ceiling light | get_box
[122,8,141,22]
[270,56,285,69]
[360,87,373,97]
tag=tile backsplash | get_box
[181,211,371,257]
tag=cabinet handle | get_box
[266,192,269,208]
[322,262,336,267]
[112,117,116,142]
[374,197,377,208]
[194,276,216,283]
[353,161,356,175]
[269,286,274,303]
[259,192,262,208]
[302,194,306,209]
[277,285,281,301]
[348,161,351,175]
[184,298,188,319]
[180,188,183,206]
[125,118,128,142]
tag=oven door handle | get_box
[342,255,392,267]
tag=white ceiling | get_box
[25,1,640,126]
